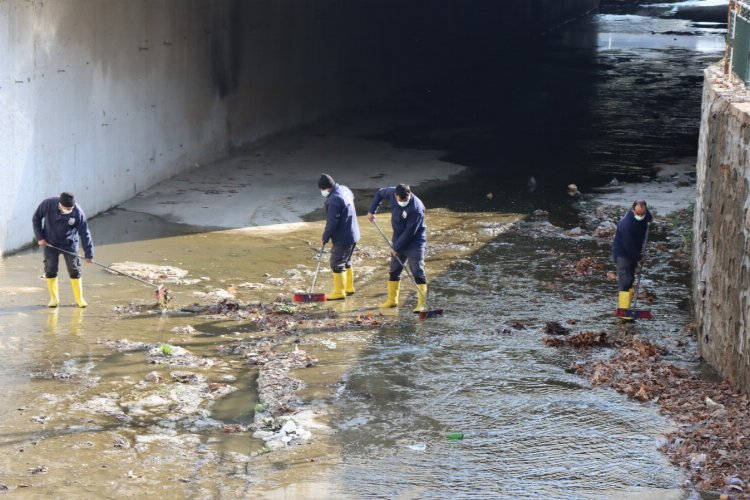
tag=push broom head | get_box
[615,308,652,320]
[293,292,327,303]
[418,309,444,319]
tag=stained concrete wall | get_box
[1,0,599,255]
[693,65,750,395]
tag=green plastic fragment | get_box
[446,432,464,440]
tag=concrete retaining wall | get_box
[693,65,750,395]
[1,0,599,255]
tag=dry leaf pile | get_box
[544,330,612,348]
[568,337,750,498]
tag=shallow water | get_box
[0,3,725,498]
[0,210,520,496]
[318,221,696,498]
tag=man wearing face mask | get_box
[367,184,428,313]
[319,174,360,300]
[612,199,652,312]
[32,192,94,308]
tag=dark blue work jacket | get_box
[612,209,653,261]
[322,184,361,246]
[32,197,95,259]
[368,187,426,253]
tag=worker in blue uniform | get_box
[367,183,428,313]
[612,199,653,312]
[319,174,360,300]
[32,192,94,308]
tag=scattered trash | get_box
[28,466,48,475]
[192,288,235,301]
[170,325,197,335]
[238,282,266,289]
[704,396,724,411]
[146,345,214,368]
[107,261,190,284]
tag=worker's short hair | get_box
[632,199,648,210]
[395,184,411,199]
[59,192,75,208]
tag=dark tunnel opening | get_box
[204,0,724,221]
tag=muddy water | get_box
[0,210,517,496]
[0,3,725,499]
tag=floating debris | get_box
[146,345,214,368]
[170,325,197,335]
[543,321,570,336]
[107,262,192,285]
[97,339,150,352]
[544,331,611,348]
[27,466,48,475]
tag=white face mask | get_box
[59,203,73,215]
[397,196,410,208]
[321,190,331,198]
[634,214,645,221]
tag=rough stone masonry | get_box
[694,65,750,395]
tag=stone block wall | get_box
[694,65,750,395]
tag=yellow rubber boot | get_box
[71,278,88,308]
[618,291,631,309]
[413,284,428,313]
[618,291,633,321]
[327,272,346,300]
[378,281,400,308]
[345,267,355,295]
[46,277,59,308]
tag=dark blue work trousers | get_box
[44,246,82,279]
[389,245,426,284]
[613,255,637,291]
[330,243,356,273]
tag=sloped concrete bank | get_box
[1,0,598,255]
[693,65,750,395]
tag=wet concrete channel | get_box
[0,2,728,498]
